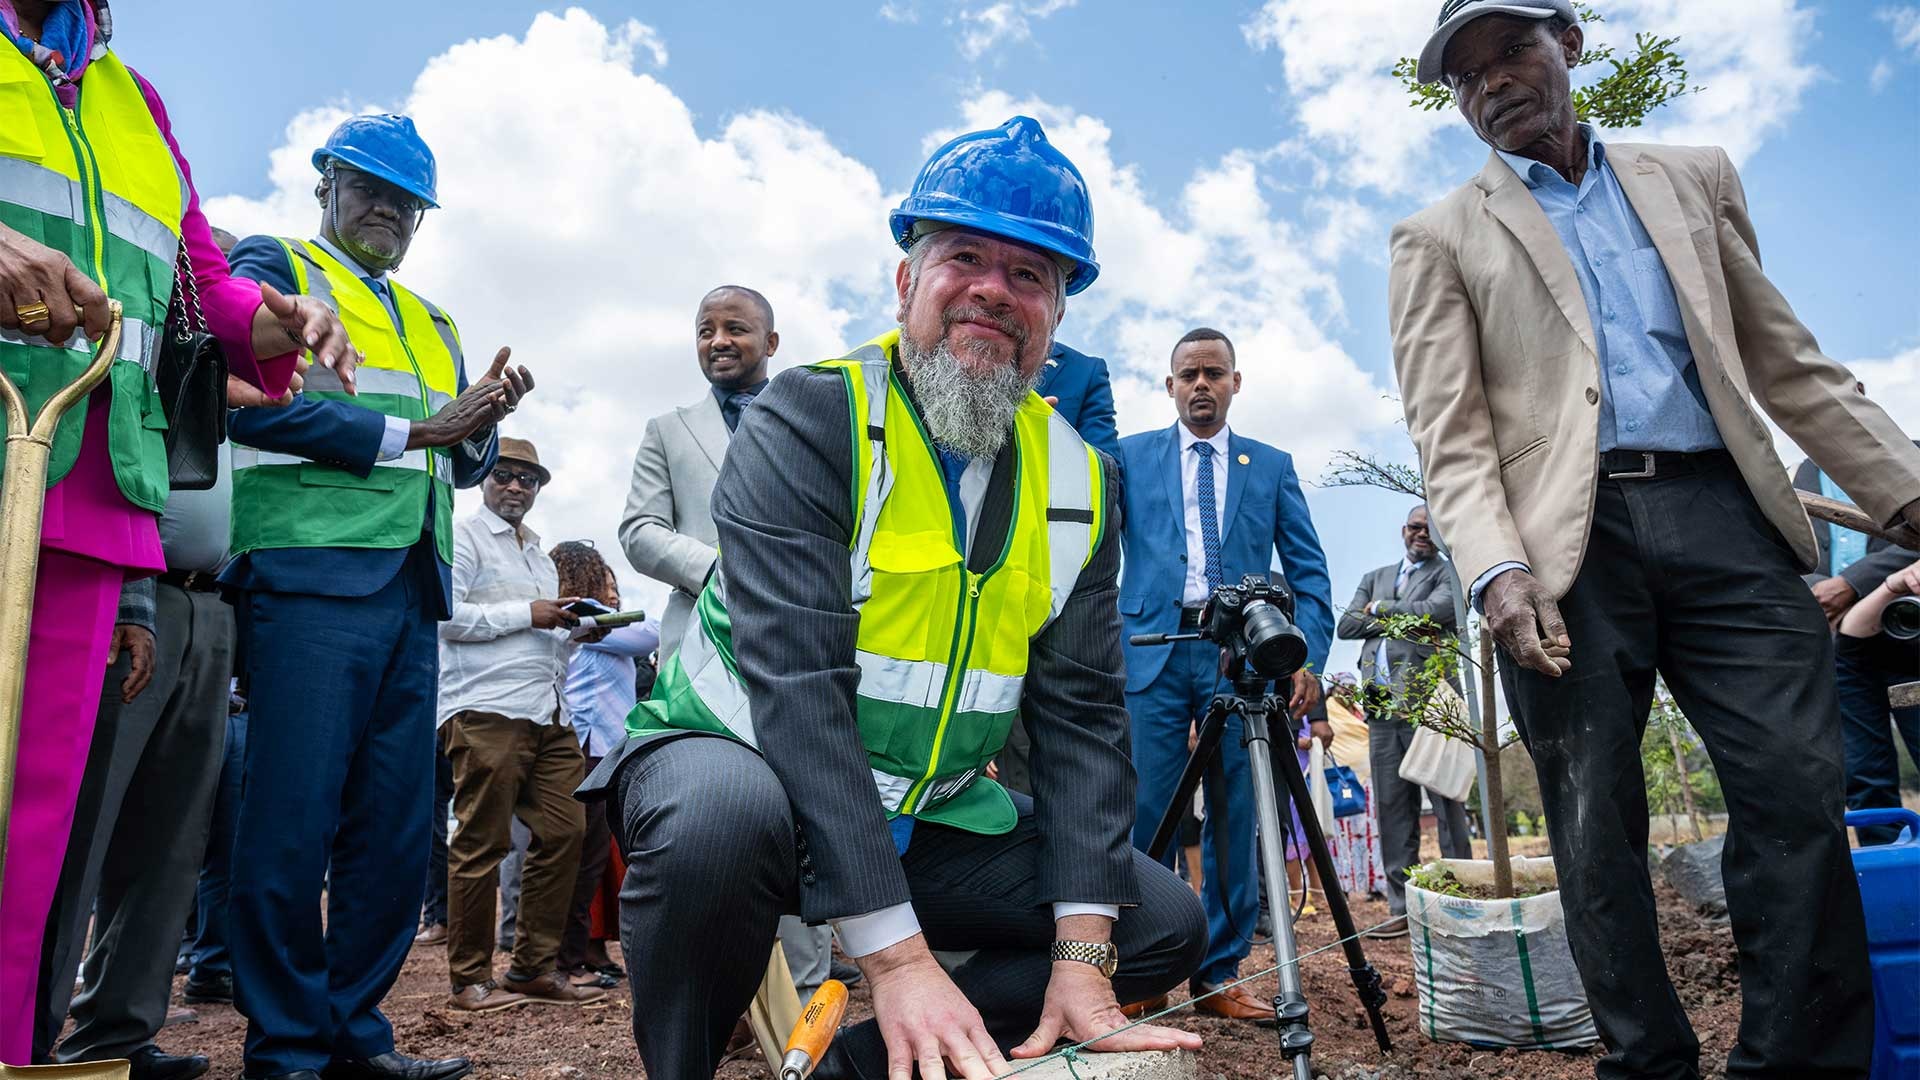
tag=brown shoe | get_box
[1191,983,1277,1021]
[448,980,528,1013]
[414,923,448,947]
[1364,915,1410,939]
[505,970,608,1005]
[1119,993,1168,1020]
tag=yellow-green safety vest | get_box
[0,44,185,511]
[632,329,1107,835]
[229,238,462,564]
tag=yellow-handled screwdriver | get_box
[780,979,850,1080]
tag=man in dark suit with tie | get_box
[220,115,531,1080]
[1118,327,1334,1020]
[1334,505,1470,936]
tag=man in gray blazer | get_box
[1334,504,1469,936]
[619,285,780,660]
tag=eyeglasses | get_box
[489,467,543,490]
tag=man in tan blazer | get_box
[1390,2,1920,1077]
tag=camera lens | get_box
[1240,599,1309,678]
[1884,596,1920,641]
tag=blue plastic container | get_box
[1849,808,1920,1080]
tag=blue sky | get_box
[118,1,1919,675]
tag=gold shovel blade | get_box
[1,1062,130,1079]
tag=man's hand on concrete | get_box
[530,598,582,630]
[1484,568,1572,677]
[1013,963,1201,1060]
[860,936,1008,1079]
[1811,575,1858,625]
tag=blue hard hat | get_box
[312,114,440,209]
[890,116,1098,295]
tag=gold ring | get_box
[15,300,51,325]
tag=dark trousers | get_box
[1835,645,1920,846]
[228,560,437,1076]
[190,707,248,984]
[1366,713,1473,916]
[442,711,587,988]
[1499,455,1872,1080]
[559,754,610,969]
[33,584,233,1062]
[422,745,454,929]
[610,736,1207,1079]
[1128,638,1258,988]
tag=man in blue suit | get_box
[219,117,531,1080]
[1037,341,1121,466]
[1118,327,1333,1021]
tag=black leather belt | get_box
[1599,448,1731,480]
[157,569,221,593]
[1178,606,1207,629]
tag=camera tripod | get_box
[1143,663,1393,1079]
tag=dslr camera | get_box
[1194,573,1310,680]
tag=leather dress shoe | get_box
[243,1072,322,1080]
[321,1051,472,1080]
[412,923,448,947]
[128,1044,211,1080]
[182,972,232,1004]
[1364,915,1410,939]
[1191,982,1278,1022]
[504,970,606,1005]
[1119,993,1168,1019]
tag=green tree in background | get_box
[1392,1,1700,129]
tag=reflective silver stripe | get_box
[872,770,914,813]
[848,357,892,610]
[955,668,1022,715]
[1041,410,1096,631]
[102,189,178,264]
[855,650,943,708]
[432,452,453,485]
[302,364,428,399]
[231,445,434,474]
[281,239,337,313]
[677,575,758,745]
[0,156,84,223]
[1,315,159,372]
[428,390,453,412]
[412,295,462,363]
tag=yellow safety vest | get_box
[0,44,185,510]
[229,238,462,563]
[634,330,1106,834]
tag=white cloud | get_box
[1872,59,1896,91]
[930,92,1405,477]
[1880,6,1920,57]
[878,1,919,23]
[1241,0,1823,195]
[956,0,1077,60]
[206,9,894,617]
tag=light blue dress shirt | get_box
[564,619,658,758]
[1473,126,1728,609]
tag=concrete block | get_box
[1010,1049,1200,1079]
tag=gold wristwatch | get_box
[1050,940,1120,978]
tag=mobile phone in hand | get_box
[564,598,615,618]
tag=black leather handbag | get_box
[154,242,227,491]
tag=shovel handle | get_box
[779,979,849,1080]
[1797,490,1920,551]
[0,302,122,444]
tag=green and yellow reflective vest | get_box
[632,329,1108,835]
[229,239,461,565]
[0,44,184,511]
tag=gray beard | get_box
[898,331,1037,461]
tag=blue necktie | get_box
[1396,561,1415,598]
[363,277,396,325]
[722,390,757,433]
[1193,441,1223,593]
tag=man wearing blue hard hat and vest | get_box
[220,115,534,1080]
[580,116,1207,1078]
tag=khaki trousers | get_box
[442,710,586,988]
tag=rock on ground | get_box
[1012,1049,1199,1079]
[1661,836,1729,922]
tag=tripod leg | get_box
[1146,708,1230,864]
[1239,706,1315,1080]
[1270,715,1394,1054]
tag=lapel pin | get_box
[1237,453,1250,465]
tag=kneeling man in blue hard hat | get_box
[580,116,1208,1078]
[220,114,535,1080]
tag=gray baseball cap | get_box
[1416,0,1576,85]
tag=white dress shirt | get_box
[1179,422,1231,606]
[438,506,571,727]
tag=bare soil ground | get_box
[150,882,1739,1080]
